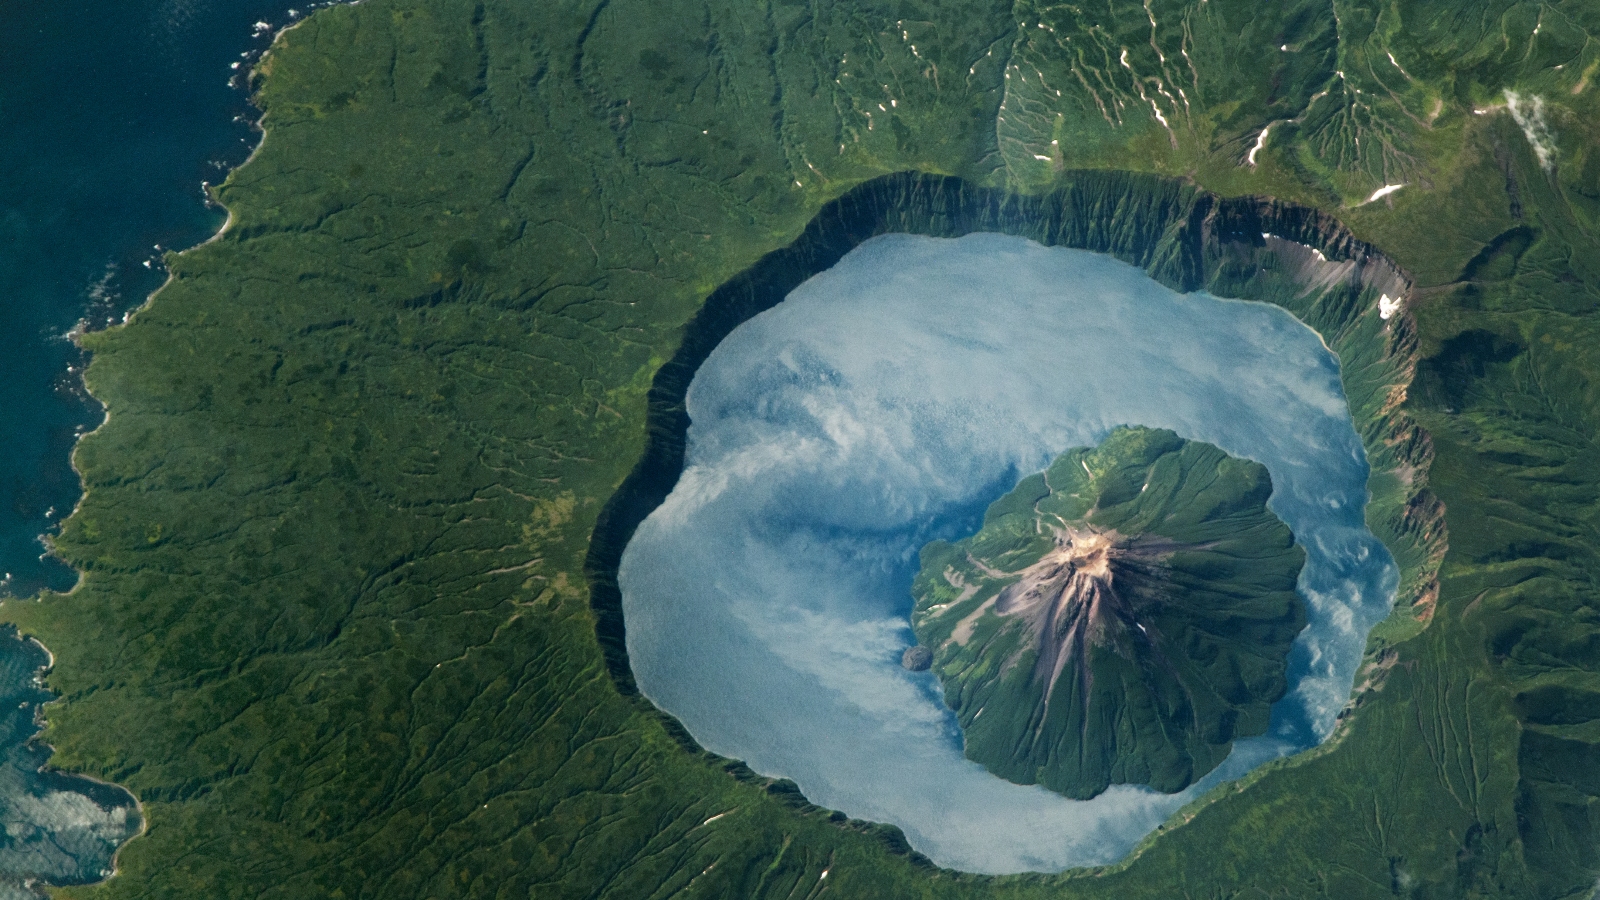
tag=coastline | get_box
[23,131,1441,900]
[0,4,355,894]
[3,0,1574,890]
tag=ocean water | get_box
[0,0,303,597]
[0,0,308,891]
[620,233,1399,874]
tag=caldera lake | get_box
[619,232,1398,874]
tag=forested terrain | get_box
[8,0,1600,896]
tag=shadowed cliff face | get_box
[912,426,1308,800]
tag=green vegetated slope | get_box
[3,0,1599,897]
[911,427,1305,799]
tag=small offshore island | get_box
[912,427,1307,799]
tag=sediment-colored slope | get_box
[914,427,1305,798]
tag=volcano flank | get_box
[910,427,1307,799]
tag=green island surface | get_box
[6,0,1600,896]
[911,427,1306,799]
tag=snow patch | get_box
[1378,294,1403,320]
[1364,184,1404,204]
[1247,123,1272,167]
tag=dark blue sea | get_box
[0,0,306,892]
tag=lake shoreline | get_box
[588,169,1441,875]
[0,3,344,893]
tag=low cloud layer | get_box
[1505,89,1557,171]
[620,233,1397,873]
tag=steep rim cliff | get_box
[584,168,1443,863]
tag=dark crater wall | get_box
[579,169,1443,857]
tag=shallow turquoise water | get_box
[620,233,1398,874]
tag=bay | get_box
[0,0,301,595]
